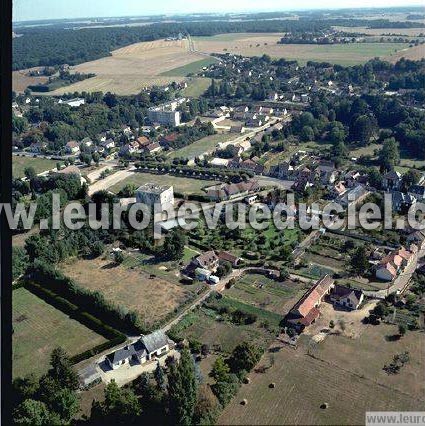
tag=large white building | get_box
[148,109,180,127]
[147,99,185,126]
[136,183,174,210]
[58,97,85,107]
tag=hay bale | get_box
[269,382,276,388]
[244,377,251,384]
[241,399,248,406]
[320,403,329,409]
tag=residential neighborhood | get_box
[10,4,425,426]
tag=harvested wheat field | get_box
[47,39,206,95]
[334,26,425,37]
[13,68,49,93]
[61,256,195,328]
[194,33,411,66]
[219,341,423,425]
[386,43,425,62]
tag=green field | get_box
[227,273,307,314]
[167,133,232,159]
[160,57,218,76]
[169,301,279,354]
[13,156,57,178]
[181,77,212,97]
[13,287,107,378]
[287,42,410,66]
[110,171,215,196]
[350,143,381,158]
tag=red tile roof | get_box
[299,307,320,326]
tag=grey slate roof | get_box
[106,345,137,364]
[140,330,169,353]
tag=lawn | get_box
[181,77,212,98]
[13,287,107,378]
[109,171,215,196]
[13,156,57,178]
[350,143,381,158]
[61,255,204,330]
[219,341,421,425]
[160,57,218,77]
[227,273,308,314]
[167,133,232,160]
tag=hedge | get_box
[28,261,147,335]
[25,281,125,341]
[25,281,127,365]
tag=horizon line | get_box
[12,4,425,24]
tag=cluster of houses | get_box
[182,250,240,284]
[270,155,370,202]
[373,245,417,282]
[285,275,365,332]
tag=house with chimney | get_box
[105,330,173,370]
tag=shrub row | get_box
[28,261,147,335]
[25,281,127,365]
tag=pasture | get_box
[167,133,232,160]
[181,77,212,98]
[13,155,57,178]
[193,34,412,65]
[60,256,201,329]
[13,287,107,378]
[45,39,206,95]
[109,171,215,196]
[219,340,422,425]
[160,57,218,76]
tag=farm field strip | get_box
[13,287,107,378]
[193,34,414,65]
[45,39,207,95]
[219,343,422,425]
[60,256,200,329]
[160,57,218,76]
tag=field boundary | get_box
[22,281,126,365]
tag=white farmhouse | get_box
[106,330,172,370]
